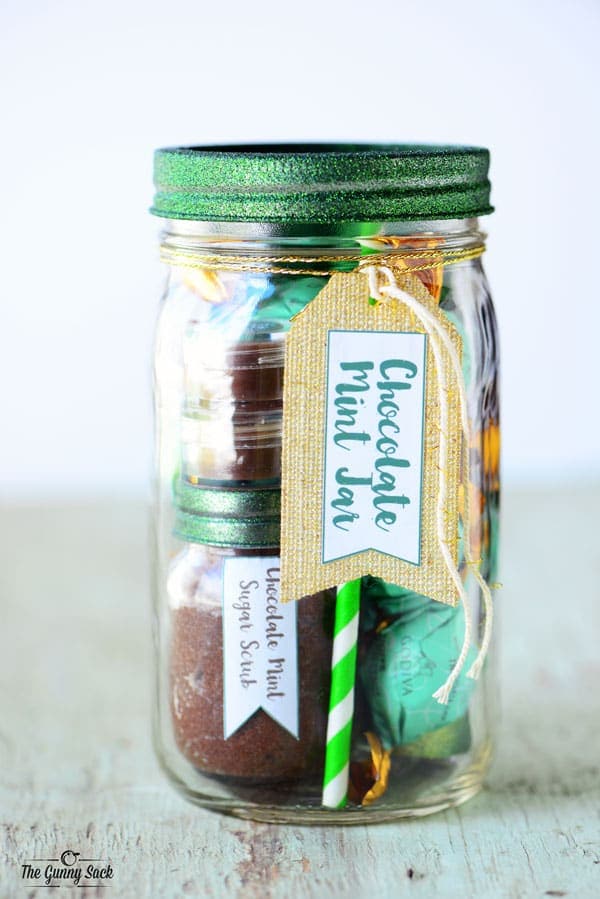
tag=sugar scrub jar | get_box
[150,144,499,823]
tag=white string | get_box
[373,267,494,680]
[366,266,494,702]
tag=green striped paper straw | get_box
[322,579,361,808]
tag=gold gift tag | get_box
[280,268,463,607]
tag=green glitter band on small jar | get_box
[174,509,280,548]
[172,478,281,547]
[174,480,281,518]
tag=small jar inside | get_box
[151,145,499,823]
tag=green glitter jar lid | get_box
[151,143,493,223]
[173,479,281,548]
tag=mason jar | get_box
[150,144,499,823]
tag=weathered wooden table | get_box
[1,487,599,898]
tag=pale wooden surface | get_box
[1,487,599,898]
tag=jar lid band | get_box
[174,479,280,518]
[173,509,280,548]
[151,143,493,223]
[172,478,280,547]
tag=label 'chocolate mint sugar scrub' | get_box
[151,144,499,822]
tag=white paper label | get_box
[222,557,298,739]
[322,330,427,566]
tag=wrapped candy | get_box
[357,577,476,753]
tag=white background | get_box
[1,0,598,498]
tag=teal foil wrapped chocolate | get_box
[357,577,477,752]
[254,274,327,326]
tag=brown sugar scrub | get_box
[168,544,334,781]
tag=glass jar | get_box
[150,145,499,823]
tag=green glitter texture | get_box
[151,143,493,223]
[174,509,280,548]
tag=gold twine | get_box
[159,243,485,277]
